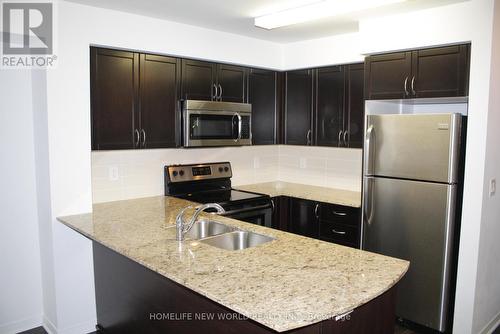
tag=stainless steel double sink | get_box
[179,220,275,251]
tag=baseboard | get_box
[480,309,500,334]
[0,315,43,334]
[43,315,57,334]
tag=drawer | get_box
[319,220,359,248]
[319,203,360,227]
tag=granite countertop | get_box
[235,181,361,208]
[58,196,407,332]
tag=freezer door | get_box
[362,177,456,332]
[364,113,462,183]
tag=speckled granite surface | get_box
[235,181,361,208]
[58,196,407,332]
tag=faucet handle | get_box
[176,205,194,226]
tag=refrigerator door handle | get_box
[363,177,374,227]
[364,124,375,175]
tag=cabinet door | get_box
[181,59,216,101]
[411,45,470,98]
[217,64,247,103]
[285,70,313,145]
[288,198,319,238]
[91,48,139,150]
[346,63,365,148]
[271,196,290,231]
[315,66,345,147]
[139,54,181,149]
[248,69,277,145]
[364,52,412,100]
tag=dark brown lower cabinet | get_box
[271,196,361,248]
[271,196,289,231]
[93,241,398,334]
[288,198,320,238]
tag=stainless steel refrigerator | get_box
[362,112,464,332]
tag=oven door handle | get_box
[221,203,272,216]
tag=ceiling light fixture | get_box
[254,0,406,30]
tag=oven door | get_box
[223,204,272,228]
[184,109,251,147]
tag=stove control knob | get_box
[172,171,178,177]
[224,167,229,172]
[179,170,185,176]
[218,167,224,173]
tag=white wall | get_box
[34,0,499,333]
[0,59,44,331]
[473,1,500,333]
[90,146,361,203]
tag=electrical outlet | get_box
[299,157,307,169]
[490,178,496,197]
[108,166,119,181]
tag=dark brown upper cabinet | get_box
[248,69,278,145]
[364,51,412,100]
[284,69,314,146]
[365,44,470,100]
[139,54,181,149]
[91,47,180,150]
[217,64,247,102]
[312,63,364,148]
[411,45,469,98]
[315,66,345,147]
[181,59,247,102]
[345,63,365,148]
[180,59,217,101]
[91,48,139,150]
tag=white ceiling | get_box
[64,0,467,43]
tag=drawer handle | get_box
[332,211,347,216]
[332,229,347,235]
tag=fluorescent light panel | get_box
[254,0,406,30]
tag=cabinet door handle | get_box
[411,76,416,96]
[314,203,319,219]
[212,84,218,101]
[343,130,348,147]
[332,211,347,216]
[307,129,312,145]
[404,76,409,96]
[218,84,223,100]
[134,129,140,148]
[331,229,347,235]
[338,130,343,147]
[270,199,275,212]
[141,129,146,147]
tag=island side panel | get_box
[92,241,397,334]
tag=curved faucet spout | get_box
[176,203,226,241]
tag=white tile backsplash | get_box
[91,145,362,203]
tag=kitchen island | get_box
[58,196,408,333]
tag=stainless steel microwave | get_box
[182,100,252,147]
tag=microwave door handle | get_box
[233,112,242,142]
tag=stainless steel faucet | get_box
[176,203,225,241]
